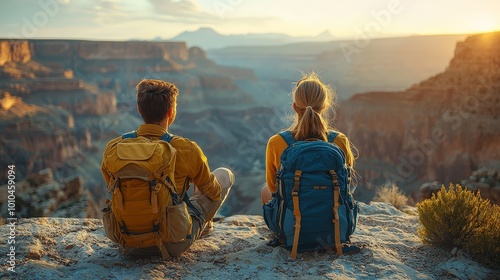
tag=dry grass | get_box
[373,183,409,210]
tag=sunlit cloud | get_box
[147,0,202,15]
[0,0,498,40]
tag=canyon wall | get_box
[4,39,256,109]
[337,32,500,201]
[0,40,118,116]
[3,34,497,214]
[0,40,31,66]
[0,94,80,178]
[31,40,189,62]
[0,38,261,218]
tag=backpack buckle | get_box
[120,223,128,235]
[153,221,160,232]
[150,179,161,193]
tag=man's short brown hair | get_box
[136,79,178,124]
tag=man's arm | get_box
[184,142,222,201]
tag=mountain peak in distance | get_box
[315,29,334,39]
[173,27,221,38]
[168,27,335,49]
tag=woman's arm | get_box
[334,132,355,168]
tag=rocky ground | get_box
[1,202,498,280]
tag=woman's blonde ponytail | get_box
[290,72,332,141]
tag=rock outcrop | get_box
[0,41,31,66]
[0,168,99,219]
[337,32,500,201]
[0,40,118,116]
[188,46,207,60]
[420,165,500,204]
[0,94,84,179]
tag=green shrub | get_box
[417,184,500,267]
[466,203,500,267]
[373,183,408,210]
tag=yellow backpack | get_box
[102,131,192,258]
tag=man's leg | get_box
[166,167,234,256]
[191,167,234,226]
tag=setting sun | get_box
[472,15,497,32]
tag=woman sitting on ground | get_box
[261,72,356,204]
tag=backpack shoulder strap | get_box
[278,131,296,146]
[327,130,339,143]
[158,133,180,198]
[160,133,174,142]
[122,131,174,142]
[122,131,137,139]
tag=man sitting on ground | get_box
[101,79,234,256]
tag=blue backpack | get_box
[263,130,359,258]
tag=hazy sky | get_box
[1,0,499,40]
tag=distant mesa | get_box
[166,27,337,49]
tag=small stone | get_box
[26,250,42,260]
[451,247,458,256]
[26,241,44,260]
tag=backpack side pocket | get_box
[163,202,192,243]
[102,207,122,244]
[263,197,281,233]
[347,201,359,237]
